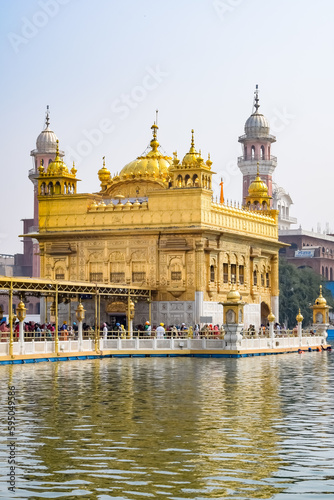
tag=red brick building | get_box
[279,229,334,281]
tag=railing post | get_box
[19,321,25,355]
[78,321,83,352]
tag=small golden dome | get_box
[182,129,203,166]
[98,157,111,184]
[315,285,327,306]
[226,285,241,302]
[267,310,276,323]
[296,309,304,323]
[47,140,69,175]
[248,163,268,197]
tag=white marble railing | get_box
[0,334,328,357]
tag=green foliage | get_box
[279,258,334,328]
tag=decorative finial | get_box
[319,285,323,295]
[150,120,159,151]
[256,161,260,176]
[219,177,224,204]
[155,109,158,126]
[103,156,105,167]
[254,84,260,113]
[55,139,60,158]
[191,129,195,148]
[45,105,50,129]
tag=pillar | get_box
[9,282,13,358]
[268,310,275,349]
[55,285,59,355]
[271,254,279,321]
[296,309,303,347]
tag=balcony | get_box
[279,214,297,224]
[238,155,277,163]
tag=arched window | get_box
[266,272,270,287]
[48,182,54,195]
[231,264,236,283]
[326,267,329,279]
[261,145,265,159]
[185,174,191,186]
[55,182,61,195]
[176,175,183,187]
[48,158,52,165]
[251,146,255,159]
[330,268,333,281]
[210,265,215,282]
[253,270,257,286]
[244,146,247,159]
[193,174,199,186]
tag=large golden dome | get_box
[119,124,171,180]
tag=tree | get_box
[279,258,334,328]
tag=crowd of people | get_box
[0,317,319,342]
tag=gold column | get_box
[98,293,101,340]
[127,290,131,338]
[55,284,59,355]
[68,300,71,328]
[271,255,279,296]
[271,254,279,320]
[9,281,13,358]
[94,292,98,352]
[148,290,152,325]
[45,296,48,324]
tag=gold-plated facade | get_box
[26,123,283,327]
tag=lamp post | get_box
[267,310,275,349]
[296,309,304,347]
[16,299,27,355]
[75,300,85,352]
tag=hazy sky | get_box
[1,0,334,255]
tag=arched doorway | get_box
[106,301,127,329]
[261,301,270,326]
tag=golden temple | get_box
[27,116,282,330]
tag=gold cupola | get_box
[47,140,69,175]
[103,122,172,198]
[98,156,111,190]
[245,162,271,209]
[38,140,79,196]
[169,129,215,189]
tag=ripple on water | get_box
[0,353,333,499]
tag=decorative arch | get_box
[55,181,61,195]
[176,175,183,187]
[169,257,183,282]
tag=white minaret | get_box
[238,86,277,205]
[29,106,64,276]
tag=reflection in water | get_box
[0,352,333,499]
